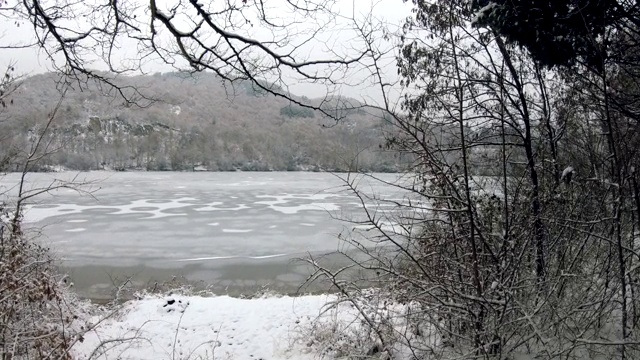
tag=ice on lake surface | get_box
[0,171,405,268]
[0,171,410,298]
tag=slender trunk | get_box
[632,171,640,328]
[449,21,484,349]
[494,34,546,282]
[498,65,511,266]
[535,65,559,186]
[601,69,628,357]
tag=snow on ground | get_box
[73,294,337,360]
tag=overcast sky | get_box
[0,0,412,103]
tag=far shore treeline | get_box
[0,72,403,173]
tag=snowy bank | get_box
[73,294,337,360]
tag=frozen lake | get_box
[1,171,404,299]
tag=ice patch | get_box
[220,181,268,187]
[300,223,315,227]
[130,207,160,211]
[106,198,192,219]
[22,197,196,222]
[66,219,88,223]
[65,228,86,233]
[22,205,85,223]
[195,203,250,212]
[222,228,253,233]
[255,200,287,206]
[175,253,288,262]
[256,193,342,202]
[208,222,220,226]
[251,254,288,259]
[192,202,223,210]
[255,194,343,214]
[271,203,340,214]
[176,255,235,261]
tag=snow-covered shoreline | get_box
[73,294,336,360]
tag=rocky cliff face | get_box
[82,116,178,138]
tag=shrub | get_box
[0,215,84,358]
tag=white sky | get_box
[0,0,412,103]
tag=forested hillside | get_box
[0,72,398,172]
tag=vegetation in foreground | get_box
[303,1,640,358]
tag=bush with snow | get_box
[295,289,438,359]
[0,218,87,359]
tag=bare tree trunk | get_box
[535,65,560,187]
[495,34,547,283]
[448,19,485,351]
[601,67,628,358]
